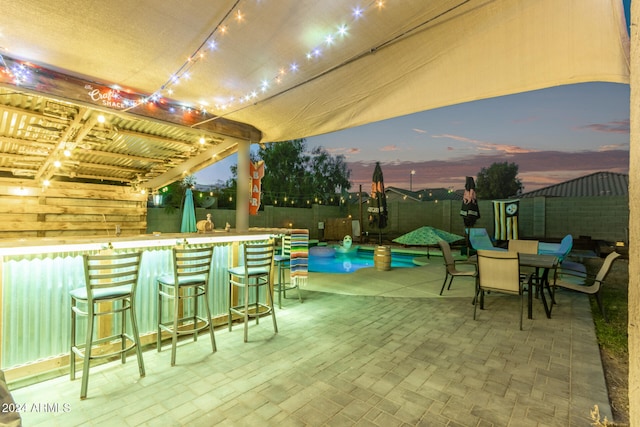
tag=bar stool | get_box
[273,234,302,308]
[228,241,277,342]
[157,245,216,366]
[70,251,145,400]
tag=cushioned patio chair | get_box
[552,251,620,322]
[437,240,477,295]
[538,234,573,262]
[468,228,507,252]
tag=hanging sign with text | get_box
[249,161,265,215]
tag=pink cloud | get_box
[380,145,399,152]
[599,143,628,151]
[431,133,534,154]
[579,119,629,134]
[346,149,629,192]
[432,133,483,144]
[325,147,361,156]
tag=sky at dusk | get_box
[196,81,630,193]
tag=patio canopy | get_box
[0,0,630,190]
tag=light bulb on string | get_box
[137,0,391,116]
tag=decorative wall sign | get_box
[249,160,264,215]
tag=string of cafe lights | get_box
[128,0,391,116]
[189,188,388,207]
[2,0,471,121]
[191,0,473,128]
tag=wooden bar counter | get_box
[0,230,277,382]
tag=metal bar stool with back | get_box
[273,232,305,308]
[228,241,277,342]
[69,251,145,399]
[156,245,217,366]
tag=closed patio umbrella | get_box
[180,187,197,233]
[460,176,480,254]
[367,162,388,244]
[460,176,480,227]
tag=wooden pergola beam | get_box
[0,54,262,143]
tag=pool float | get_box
[334,235,359,254]
[309,246,336,258]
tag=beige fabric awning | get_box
[0,0,630,187]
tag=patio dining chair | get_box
[552,251,620,322]
[437,240,477,295]
[474,249,528,330]
[508,239,539,283]
[468,228,506,252]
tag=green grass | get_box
[589,257,628,357]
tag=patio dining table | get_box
[469,252,559,319]
[519,253,559,319]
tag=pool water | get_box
[309,249,417,273]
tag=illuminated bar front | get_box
[0,232,273,380]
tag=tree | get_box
[228,138,351,207]
[475,162,523,199]
[259,139,351,206]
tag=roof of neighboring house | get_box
[415,188,463,202]
[343,191,370,204]
[519,172,629,198]
[386,186,462,202]
[385,187,422,202]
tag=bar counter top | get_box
[0,228,292,256]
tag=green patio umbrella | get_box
[393,226,464,257]
[180,187,197,233]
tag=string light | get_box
[1,1,394,120]
[123,0,392,116]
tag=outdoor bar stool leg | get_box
[254,279,260,325]
[228,274,233,331]
[266,277,278,333]
[277,262,283,309]
[70,300,77,381]
[79,303,95,400]
[204,284,217,351]
[171,283,180,366]
[157,286,163,352]
[129,298,145,378]
[120,300,126,364]
[244,278,251,342]
[193,286,199,342]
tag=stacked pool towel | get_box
[290,229,309,287]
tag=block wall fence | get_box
[147,196,629,244]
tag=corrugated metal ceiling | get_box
[0,87,238,189]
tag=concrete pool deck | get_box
[10,260,611,426]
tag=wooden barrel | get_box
[374,245,391,271]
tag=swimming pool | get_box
[309,248,417,273]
